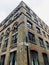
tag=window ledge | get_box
[29,40,37,45]
[40,45,46,49]
[10,43,17,49]
[2,48,7,52]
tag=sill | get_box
[10,43,17,49]
[2,48,7,52]
[29,40,37,45]
[40,45,46,49]
[37,32,41,35]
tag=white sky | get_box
[0,0,49,26]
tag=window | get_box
[5,28,10,38]
[42,53,49,65]
[14,13,19,19]
[28,32,35,43]
[33,12,36,18]
[13,22,18,33]
[39,37,44,47]
[1,55,5,65]
[36,27,41,34]
[40,23,43,29]
[45,27,47,32]
[0,36,3,46]
[42,31,46,37]
[1,32,4,37]
[3,39,8,48]
[8,19,12,25]
[30,51,39,65]
[47,34,49,39]
[45,41,49,49]
[3,24,7,29]
[34,18,38,24]
[12,33,18,44]
[26,5,30,12]
[0,42,1,46]
[9,51,17,65]
[27,20,33,29]
[45,25,48,32]
[26,12,31,18]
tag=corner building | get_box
[0,1,49,65]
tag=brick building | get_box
[0,1,49,65]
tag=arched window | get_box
[30,51,39,65]
[3,27,10,48]
[5,28,10,38]
[42,53,49,65]
[12,22,18,34]
[9,51,17,65]
[1,55,5,65]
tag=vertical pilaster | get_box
[4,27,12,65]
[17,14,28,65]
[38,51,44,65]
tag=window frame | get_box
[28,32,35,43]
[39,37,44,47]
[12,33,18,44]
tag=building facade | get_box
[0,1,49,65]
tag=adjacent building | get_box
[0,1,49,65]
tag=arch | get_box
[5,27,10,38]
[30,50,38,55]
[12,22,18,33]
[1,32,4,37]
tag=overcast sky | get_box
[0,0,49,26]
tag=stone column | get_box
[17,15,28,65]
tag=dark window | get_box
[40,23,43,29]
[47,35,49,39]
[0,36,3,46]
[45,41,49,49]
[26,5,30,12]
[39,37,44,47]
[45,27,47,32]
[8,19,12,25]
[13,23,18,33]
[5,32,9,38]
[33,12,36,18]
[9,51,16,65]
[0,42,1,46]
[36,27,41,34]
[27,20,33,29]
[30,51,39,65]
[42,53,49,65]
[26,12,31,18]
[1,55,5,65]
[0,36,2,42]
[1,32,4,37]
[14,13,19,19]
[34,18,38,24]
[3,39,8,48]
[3,24,7,29]
[42,31,46,37]
[12,33,18,44]
[5,28,10,38]
[28,32,35,43]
